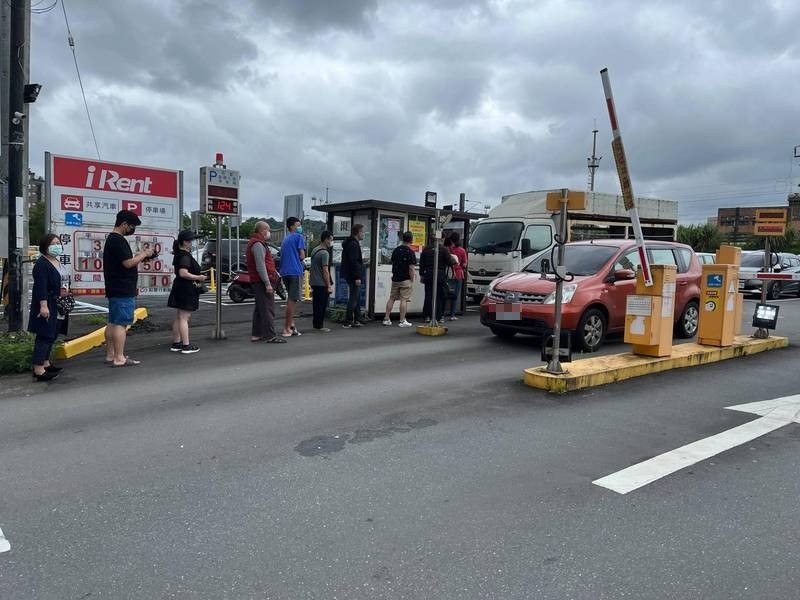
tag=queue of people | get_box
[28,212,466,380]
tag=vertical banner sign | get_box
[46,153,183,296]
[600,68,653,286]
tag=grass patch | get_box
[82,314,108,326]
[0,332,35,374]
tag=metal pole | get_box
[431,210,440,326]
[5,0,27,331]
[753,237,771,339]
[212,215,226,339]
[547,189,568,373]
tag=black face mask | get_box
[127,225,136,235]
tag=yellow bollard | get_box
[303,270,312,300]
[208,267,217,293]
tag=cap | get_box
[177,229,196,243]
[116,209,142,226]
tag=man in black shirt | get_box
[382,231,416,327]
[103,210,155,366]
[419,237,451,323]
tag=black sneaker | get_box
[352,321,363,328]
[170,342,182,352]
[180,344,200,354]
[342,323,353,329]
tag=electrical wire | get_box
[3,0,58,13]
[60,0,100,159]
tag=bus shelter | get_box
[313,199,486,317]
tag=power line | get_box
[60,0,100,159]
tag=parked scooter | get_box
[227,271,287,303]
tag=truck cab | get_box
[466,218,554,301]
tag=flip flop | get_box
[111,358,141,367]
[265,337,287,343]
[104,355,128,364]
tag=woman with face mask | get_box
[167,230,206,353]
[27,233,70,381]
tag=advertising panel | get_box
[46,153,183,296]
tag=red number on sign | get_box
[162,276,171,286]
[153,260,163,271]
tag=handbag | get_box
[55,277,75,316]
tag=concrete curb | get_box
[524,335,789,394]
[54,308,149,360]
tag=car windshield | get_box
[524,245,618,276]
[741,253,777,268]
[468,221,524,254]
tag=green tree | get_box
[676,223,722,252]
[28,202,45,242]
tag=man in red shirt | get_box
[246,221,286,343]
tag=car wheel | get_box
[228,288,246,303]
[575,308,606,353]
[767,282,782,300]
[675,300,699,339]
[490,327,516,339]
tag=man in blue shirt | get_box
[279,216,306,337]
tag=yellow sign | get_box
[545,190,587,211]
[408,218,427,252]
[611,137,634,211]
[755,208,787,223]
[753,222,786,236]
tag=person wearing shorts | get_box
[279,216,306,337]
[103,210,155,367]
[382,231,416,328]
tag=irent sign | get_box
[45,153,183,296]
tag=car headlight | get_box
[544,283,577,304]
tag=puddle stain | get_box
[295,417,438,457]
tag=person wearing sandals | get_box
[103,210,155,367]
[28,233,69,381]
[167,230,206,354]
[246,221,286,344]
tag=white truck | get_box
[465,189,678,301]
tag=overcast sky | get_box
[28,0,800,223]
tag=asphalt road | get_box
[1,297,799,599]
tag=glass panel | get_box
[468,221,523,254]
[614,250,641,272]
[525,245,617,275]
[378,214,405,265]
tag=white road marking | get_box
[0,527,10,553]
[593,395,800,494]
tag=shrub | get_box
[0,332,35,374]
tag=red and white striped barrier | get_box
[755,272,800,281]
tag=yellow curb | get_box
[54,307,149,360]
[523,335,789,394]
[416,325,448,337]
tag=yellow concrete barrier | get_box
[54,307,149,360]
[524,335,789,394]
[416,324,448,336]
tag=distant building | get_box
[716,194,800,240]
[27,170,45,209]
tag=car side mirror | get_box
[521,238,532,256]
[614,269,637,281]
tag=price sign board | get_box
[200,166,240,216]
[45,153,183,296]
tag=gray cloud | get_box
[27,0,800,225]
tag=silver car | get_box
[738,251,800,300]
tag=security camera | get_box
[11,111,25,125]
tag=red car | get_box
[479,240,701,352]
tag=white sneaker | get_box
[382,319,392,326]
[398,320,413,328]
[448,316,458,321]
